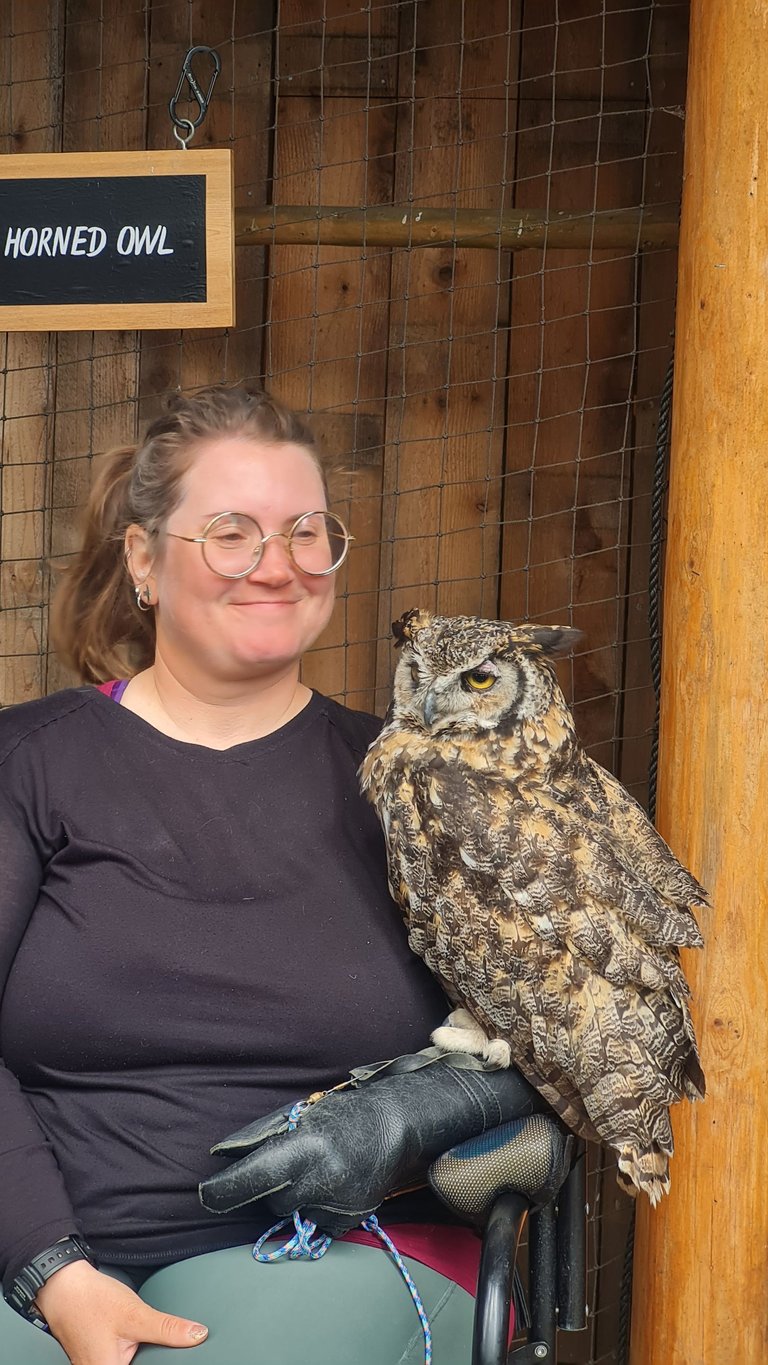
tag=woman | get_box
[0,387,544,1365]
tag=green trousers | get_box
[0,1243,475,1365]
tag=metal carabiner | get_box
[169,46,221,136]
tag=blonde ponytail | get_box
[50,445,156,683]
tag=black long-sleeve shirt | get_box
[0,687,447,1287]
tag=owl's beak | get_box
[422,687,438,728]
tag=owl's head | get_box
[390,608,582,735]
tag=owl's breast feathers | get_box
[360,713,707,1202]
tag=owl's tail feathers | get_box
[616,1145,671,1206]
[683,1048,706,1101]
[615,1052,705,1204]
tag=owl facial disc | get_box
[390,609,582,735]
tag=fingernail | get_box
[188,1324,208,1341]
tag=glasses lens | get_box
[290,513,349,575]
[203,514,262,578]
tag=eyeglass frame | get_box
[165,509,354,580]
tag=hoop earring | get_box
[135,583,153,612]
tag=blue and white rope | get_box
[252,1208,332,1262]
[251,1099,432,1364]
[360,1214,432,1364]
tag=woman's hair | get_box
[50,385,326,684]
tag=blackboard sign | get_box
[0,150,233,330]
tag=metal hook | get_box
[169,45,221,135]
[173,117,196,150]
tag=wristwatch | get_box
[5,1235,93,1329]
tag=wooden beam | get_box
[235,204,678,251]
[630,1,768,1361]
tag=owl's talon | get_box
[482,1038,512,1069]
[431,1008,501,1061]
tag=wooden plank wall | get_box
[0,3,688,1359]
[497,9,687,1361]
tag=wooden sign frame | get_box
[0,149,234,330]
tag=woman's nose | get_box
[247,533,294,582]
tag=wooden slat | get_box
[0,0,63,705]
[267,0,398,710]
[138,0,273,417]
[44,0,149,694]
[374,0,522,712]
[61,0,148,150]
[618,3,688,805]
[499,2,648,777]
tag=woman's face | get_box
[135,437,337,685]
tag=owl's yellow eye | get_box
[463,669,497,692]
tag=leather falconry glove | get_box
[199,1048,572,1235]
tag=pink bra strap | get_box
[96,680,129,703]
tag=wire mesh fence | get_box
[0,1,689,1359]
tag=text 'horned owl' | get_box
[360,609,706,1204]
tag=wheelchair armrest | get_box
[466,1134,587,1365]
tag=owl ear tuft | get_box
[392,608,423,648]
[518,624,584,658]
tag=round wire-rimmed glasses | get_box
[166,510,354,579]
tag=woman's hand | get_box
[34,1260,208,1364]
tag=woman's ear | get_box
[124,524,155,588]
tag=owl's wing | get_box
[380,765,697,994]
[582,758,708,910]
[435,783,704,1130]
[376,772,436,910]
[491,798,696,994]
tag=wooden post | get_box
[630,2,768,1362]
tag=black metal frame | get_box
[472,1143,587,1365]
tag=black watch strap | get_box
[5,1236,92,1328]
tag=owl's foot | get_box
[482,1038,512,1068]
[431,1009,512,1069]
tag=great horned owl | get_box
[360,609,706,1204]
